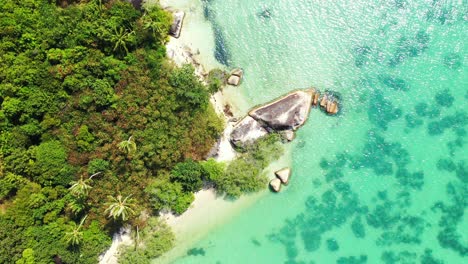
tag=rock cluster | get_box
[319,92,339,115]
[169,11,185,38]
[230,90,314,148]
[230,116,268,148]
[227,68,244,86]
[270,167,291,192]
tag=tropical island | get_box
[0,1,311,263]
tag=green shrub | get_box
[170,159,205,192]
[214,134,283,198]
[145,179,194,215]
[119,218,174,263]
[169,64,209,112]
[207,68,226,94]
[200,158,225,182]
[87,159,110,175]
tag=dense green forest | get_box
[0,0,283,263]
[0,0,226,263]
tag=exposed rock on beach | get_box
[249,89,314,131]
[227,68,244,86]
[230,116,268,148]
[170,11,185,38]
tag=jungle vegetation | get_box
[0,1,282,263]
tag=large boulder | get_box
[269,178,282,192]
[170,11,185,38]
[227,68,243,86]
[249,90,314,130]
[275,167,291,185]
[230,116,268,148]
[227,75,241,86]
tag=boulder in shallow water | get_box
[282,130,295,141]
[231,68,244,78]
[227,75,241,86]
[249,90,314,130]
[312,89,320,106]
[230,116,268,148]
[269,178,282,192]
[275,167,291,185]
[320,92,340,115]
[170,11,185,38]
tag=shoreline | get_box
[100,1,241,263]
[100,1,293,263]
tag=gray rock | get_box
[231,68,244,78]
[320,93,339,115]
[249,89,314,130]
[230,116,268,148]
[170,11,185,38]
[269,178,282,192]
[282,130,295,141]
[275,167,291,185]
[227,75,241,86]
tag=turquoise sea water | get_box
[172,0,467,263]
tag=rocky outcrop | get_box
[227,75,241,86]
[269,178,282,192]
[282,130,295,141]
[311,88,320,106]
[249,90,314,130]
[227,68,243,86]
[275,168,291,185]
[320,92,339,115]
[170,11,185,38]
[230,116,268,148]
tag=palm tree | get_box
[111,27,135,54]
[105,194,135,221]
[69,172,101,197]
[68,198,86,215]
[143,15,165,38]
[65,215,88,246]
[118,136,137,155]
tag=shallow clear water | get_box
[171,0,467,263]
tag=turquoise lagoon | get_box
[168,0,467,263]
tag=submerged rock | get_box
[230,116,268,148]
[170,11,185,38]
[275,167,291,185]
[249,90,314,130]
[270,178,282,192]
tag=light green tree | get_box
[105,194,136,221]
[118,136,137,155]
[111,27,135,54]
[69,172,101,197]
[64,215,88,246]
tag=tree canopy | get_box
[0,0,222,263]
